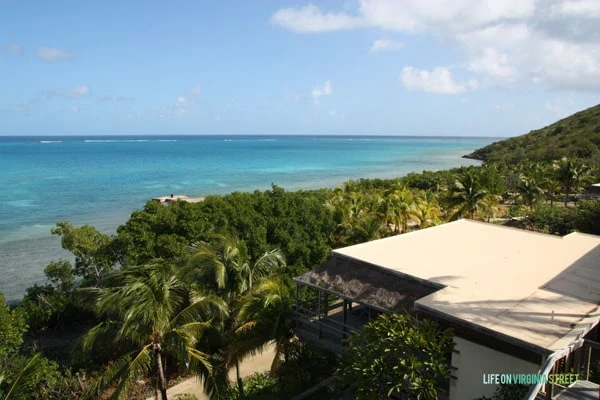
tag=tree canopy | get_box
[337,312,454,400]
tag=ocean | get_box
[0,135,496,301]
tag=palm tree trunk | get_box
[156,350,168,400]
[236,360,245,400]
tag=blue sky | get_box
[1,0,599,136]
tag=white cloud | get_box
[4,43,23,55]
[400,66,467,94]
[37,47,72,62]
[369,39,404,53]
[190,86,202,96]
[551,0,600,17]
[311,80,332,103]
[271,3,364,33]
[68,106,79,113]
[175,96,188,116]
[356,0,537,33]
[467,47,519,81]
[272,0,600,91]
[71,85,89,97]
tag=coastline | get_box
[0,136,491,302]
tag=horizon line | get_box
[0,133,508,139]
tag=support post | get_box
[585,345,592,381]
[548,366,554,399]
[342,299,348,340]
[324,292,328,317]
[317,290,322,339]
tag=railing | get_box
[524,338,599,400]
[293,303,360,345]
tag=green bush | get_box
[507,205,527,218]
[525,205,579,235]
[473,383,529,400]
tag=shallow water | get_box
[0,135,495,300]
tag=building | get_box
[293,219,600,399]
[578,183,600,201]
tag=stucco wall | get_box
[450,336,541,400]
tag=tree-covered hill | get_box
[464,104,600,163]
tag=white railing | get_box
[524,339,587,400]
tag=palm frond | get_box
[109,345,153,400]
[82,320,120,353]
[4,353,43,400]
[186,347,213,377]
[83,346,152,400]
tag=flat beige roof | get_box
[333,220,600,351]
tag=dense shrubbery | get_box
[115,185,336,269]
[336,312,454,400]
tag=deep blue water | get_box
[0,135,496,300]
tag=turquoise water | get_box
[0,135,495,300]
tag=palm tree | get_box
[390,188,420,233]
[516,175,544,210]
[414,191,442,229]
[353,213,386,243]
[553,157,590,206]
[185,234,286,399]
[81,261,227,400]
[187,234,285,302]
[229,277,295,376]
[446,168,489,220]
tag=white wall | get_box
[450,336,540,400]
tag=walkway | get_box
[148,343,276,400]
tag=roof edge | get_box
[414,301,553,357]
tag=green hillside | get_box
[464,104,600,163]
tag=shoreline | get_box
[0,139,489,302]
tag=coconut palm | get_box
[415,191,442,229]
[185,234,286,399]
[228,277,295,376]
[353,213,386,243]
[516,175,544,210]
[446,168,489,220]
[553,157,591,206]
[81,261,227,400]
[390,188,421,233]
[187,234,285,303]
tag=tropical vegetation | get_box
[336,312,454,400]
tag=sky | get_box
[1,0,599,137]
